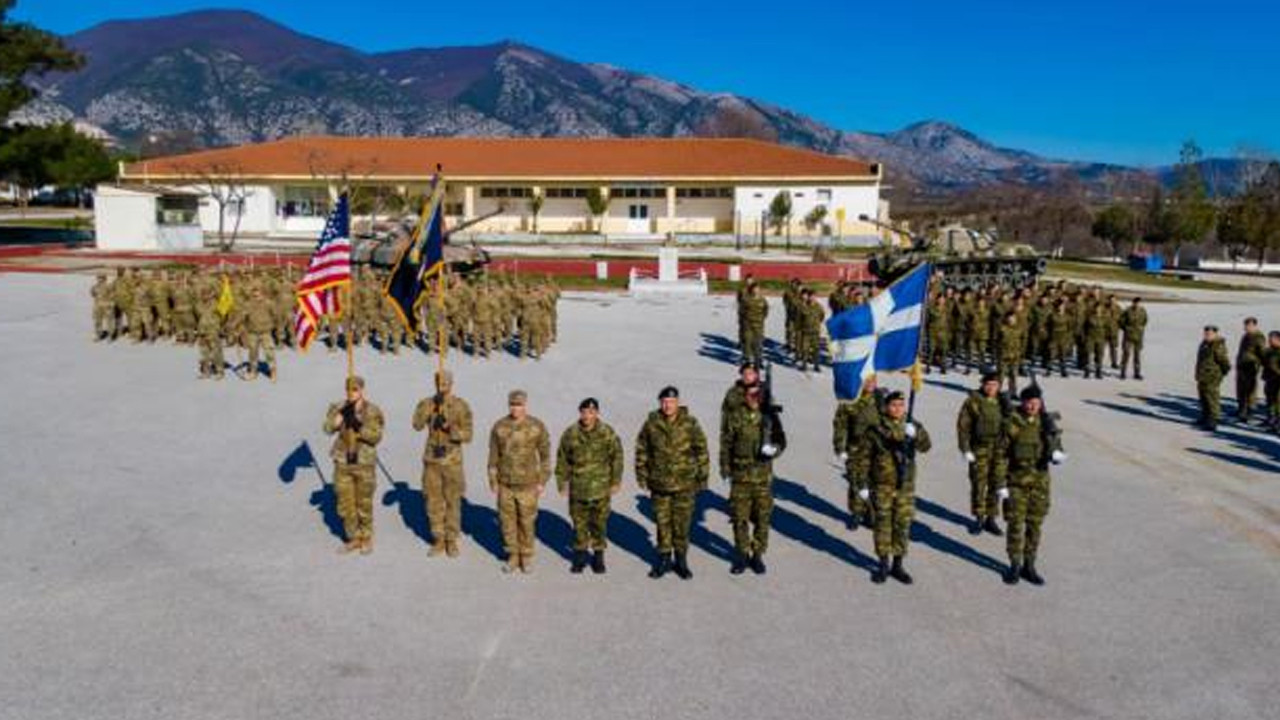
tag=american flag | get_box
[293,194,352,351]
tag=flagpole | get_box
[907,263,934,422]
[435,169,447,377]
[345,188,355,383]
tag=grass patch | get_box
[0,216,92,230]
[1047,260,1264,292]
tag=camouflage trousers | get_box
[967,335,989,369]
[1265,381,1280,425]
[472,322,498,356]
[93,304,114,338]
[872,481,914,558]
[968,444,1004,521]
[334,462,376,543]
[423,462,465,547]
[569,496,611,551]
[498,486,540,563]
[928,333,951,369]
[1005,472,1050,565]
[1236,364,1260,419]
[998,358,1020,395]
[844,462,870,520]
[1084,339,1105,375]
[1121,340,1142,377]
[1198,381,1223,425]
[198,335,225,377]
[1106,333,1120,367]
[729,480,774,556]
[650,489,696,554]
[796,331,820,366]
[246,332,275,375]
[740,326,765,365]
[1049,339,1073,376]
[129,307,153,341]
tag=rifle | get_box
[1026,367,1062,469]
[428,393,450,460]
[759,361,787,459]
[340,401,362,464]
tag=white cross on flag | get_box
[825,263,931,400]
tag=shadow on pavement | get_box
[535,508,576,562]
[278,440,346,542]
[1087,392,1280,461]
[462,497,506,561]
[608,506,656,566]
[381,481,431,546]
[774,476,850,526]
[636,491,735,564]
[915,496,973,532]
[910,519,1007,575]
[769,499,878,574]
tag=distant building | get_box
[97,136,885,249]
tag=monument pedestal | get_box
[628,246,708,296]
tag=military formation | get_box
[1195,317,1280,433]
[90,265,563,378]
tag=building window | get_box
[817,189,832,202]
[614,186,664,199]
[157,196,199,225]
[479,186,532,199]
[675,187,733,199]
[444,202,464,216]
[280,186,331,218]
[545,187,590,199]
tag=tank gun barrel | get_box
[857,214,928,251]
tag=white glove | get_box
[857,488,870,501]
[720,474,731,484]
[904,423,917,439]
[1051,450,1067,464]
[964,451,976,464]
[837,452,848,463]
[996,487,1010,501]
[761,443,779,458]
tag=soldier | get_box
[721,384,786,575]
[1047,301,1073,378]
[244,286,277,380]
[832,374,880,530]
[487,390,551,574]
[322,376,385,555]
[1082,302,1109,379]
[1118,297,1147,380]
[91,273,114,341]
[472,283,498,357]
[635,386,710,580]
[1103,294,1122,370]
[867,390,931,584]
[795,288,824,372]
[721,360,761,420]
[555,397,624,574]
[111,267,132,339]
[150,270,173,339]
[738,283,769,365]
[196,285,226,379]
[1261,332,1280,432]
[956,371,1008,536]
[1235,317,1267,422]
[995,312,1023,394]
[172,273,198,344]
[968,293,991,373]
[783,278,802,353]
[411,370,473,557]
[998,385,1065,586]
[129,270,153,342]
[1195,325,1232,431]
[925,294,952,374]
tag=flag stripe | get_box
[293,194,352,352]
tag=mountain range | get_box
[18,9,1255,198]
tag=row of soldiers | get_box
[1194,318,1280,432]
[90,265,562,379]
[324,358,1064,586]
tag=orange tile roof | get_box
[122,136,879,182]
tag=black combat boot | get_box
[1135,372,1144,381]
[872,556,889,584]
[591,550,606,575]
[1021,559,1045,586]
[969,517,983,536]
[750,554,767,575]
[889,556,913,584]
[570,550,588,574]
[983,518,1004,536]
[673,552,692,580]
[648,553,672,579]
[730,552,747,575]
[1003,563,1021,585]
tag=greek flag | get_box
[826,263,931,400]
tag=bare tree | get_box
[178,160,250,252]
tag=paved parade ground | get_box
[1,272,1278,720]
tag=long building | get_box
[97,136,885,249]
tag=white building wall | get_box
[734,183,880,235]
[94,189,159,250]
[195,184,277,237]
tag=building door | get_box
[627,204,650,234]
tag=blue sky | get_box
[15,0,1278,166]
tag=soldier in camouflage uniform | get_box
[323,376,385,555]
[867,391,931,584]
[956,371,1008,536]
[1103,294,1122,369]
[412,370,474,558]
[783,278,802,353]
[111,267,132,339]
[487,390,551,573]
[925,294,952,374]
[832,374,880,530]
[1082,302,1109,379]
[172,273,198,344]
[91,274,114,341]
[1261,332,1280,432]
[1118,297,1147,380]
[129,270,153,342]
[967,294,991,373]
[1195,325,1232,431]
[635,386,710,580]
[720,384,786,575]
[795,288,824,372]
[472,283,498,357]
[995,312,1023,394]
[998,385,1065,586]
[196,284,226,379]
[150,271,173,339]
[555,397,624,574]
[1235,317,1267,422]
[1047,301,1074,378]
[738,283,769,366]
[244,286,277,380]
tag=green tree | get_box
[803,204,828,233]
[0,125,55,202]
[768,190,792,235]
[0,0,83,121]
[585,188,609,234]
[1091,203,1137,259]
[1167,139,1216,266]
[1141,186,1173,253]
[45,125,115,204]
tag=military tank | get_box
[352,208,499,276]
[859,215,1046,290]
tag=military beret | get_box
[658,385,680,400]
[1204,325,1218,332]
[345,375,365,392]
[579,397,599,411]
[980,370,1000,384]
[508,389,528,405]
[739,358,758,372]
[884,390,906,403]
[1019,385,1043,402]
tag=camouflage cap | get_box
[346,375,365,392]
[508,389,527,405]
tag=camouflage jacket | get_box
[411,394,473,465]
[833,391,882,482]
[555,421,624,500]
[1119,306,1148,344]
[487,415,551,488]
[1261,346,1280,385]
[1195,339,1232,384]
[1001,411,1061,485]
[1236,330,1267,369]
[91,280,112,306]
[634,407,709,493]
[926,302,951,336]
[956,392,1007,452]
[720,403,786,483]
[323,400,386,466]
[868,417,932,489]
[245,297,275,334]
[739,295,769,326]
